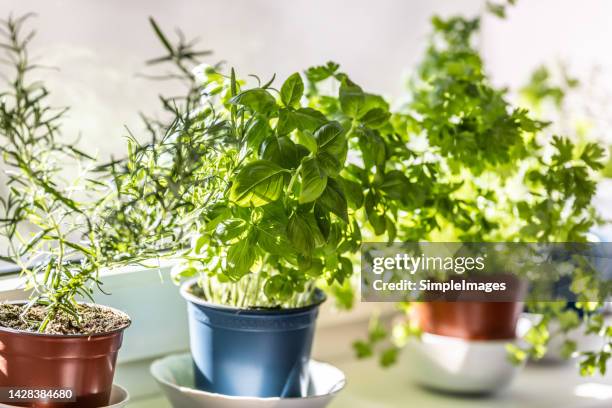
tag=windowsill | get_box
[0,261,393,404]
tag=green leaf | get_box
[280,72,304,108]
[292,108,327,131]
[317,178,348,223]
[379,170,410,202]
[316,152,341,176]
[260,136,300,169]
[299,157,328,203]
[256,204,293,256]
[277,107,327,135]
[357,128,386,168]
[230,160,287,207]
[560,340,577,359]
[359,108,391,128]
[213,218,248,243]
[581,143,605,170]
[339,80,365,117]
[305,61,340,83]
[264,275,295,302]
[353,340,373,359]
[315,121,346,158]
[380,347,400,368]
[226,233,256,280]
[365,192,386,235]
[339,177,364,209]
[277,109,297,135]
[230,88,277,115]
[314,204,331,240]
[296,130,318,153]
[245,116,272,148]
[287,213,315,254]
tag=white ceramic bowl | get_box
[404,331,526,394]
[150,354,346,408]
[0,384,129,408]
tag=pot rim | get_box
[0,301,131,338]
[180,277,327,315]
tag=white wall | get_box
[0,0,482,159]
[1,0,611,156]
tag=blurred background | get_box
[2,0,612,160]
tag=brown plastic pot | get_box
[0,303,130,408]
[412,301,524,340]
[412,275,527,340]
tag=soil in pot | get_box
[0,303,130,408]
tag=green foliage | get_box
[0,15,218,330]
[171,59,405,307]
[353,12,605,372]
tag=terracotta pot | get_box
[412,301,524,340]
[412,275,527,340]
[0,304,130,408]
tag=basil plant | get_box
[171,64,407,308]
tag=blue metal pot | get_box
[180,279,326,398]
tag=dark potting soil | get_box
[0,303,130,335]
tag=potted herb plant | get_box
[0,15,154,408]
[352,9,609,382]
[144,45,417,397]
[166,63,370,397]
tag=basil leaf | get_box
[357,128,386,168]
[299,156,327,203]
[317,178,348,223]
[226,233,256,280]
[264,275,294,301]
[287,213,315,254]
[365,192,386,235]
[315,121,346,159]
[245,116,272,148]
[296,130,318,153]
[314,204,331,240]
[280,72,304,108]
[260,136,299,169]
[277,107,327,135]
[339,80,364,117]
[213,218,248,243]
[316,151,341,176]
[359,108,391,128]
[379,170,410,201]
[230,88,277,115]
[230,160,287,207]
[339,177,364,209]
[292,108,327,131]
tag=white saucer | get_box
[0,384,129,408]
[404,316,532,394]
[404,332,524,394]
[150,354,346,408]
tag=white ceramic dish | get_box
[0,384,129,408]
[404,319,530,395]
[150,354,346,408]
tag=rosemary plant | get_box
[0,15,213,332]
[0,14,104,331]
